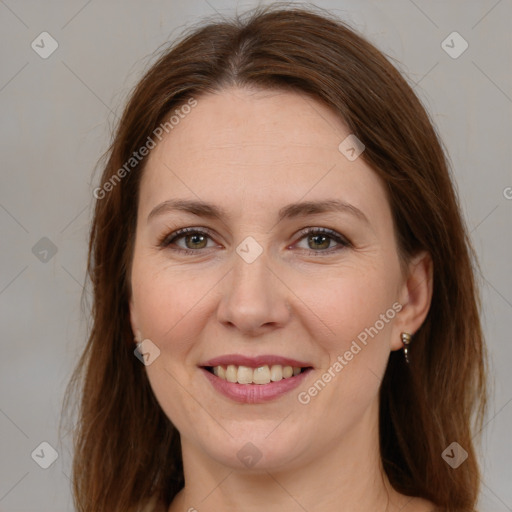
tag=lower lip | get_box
[200,367,312,404]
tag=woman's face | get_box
[129,86,413,472]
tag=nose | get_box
[216,247,292,336]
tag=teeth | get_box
[211,364,304,384]
[270,365,283,381]
[214,365,226,379]
[253,365,270,384]
[225,364,237,383]
[282,366,293,378]
[237,365,253,384]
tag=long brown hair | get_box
[61,4,489,511]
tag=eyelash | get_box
[158,226,352,256]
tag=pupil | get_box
[310,234,329,250]
[187,234,206,249]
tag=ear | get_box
[129,297,142,343]
[391,250,433,351]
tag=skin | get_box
[129,86,435,512]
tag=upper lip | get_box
[200,354,313,368]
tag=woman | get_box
[62,4,488,512]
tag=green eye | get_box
[160,228,215,252]
[159,226,351,256]
[294,228,351,253]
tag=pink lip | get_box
[200,354,312,368]
[200,367,313,404]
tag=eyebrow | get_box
[147,198,370,226]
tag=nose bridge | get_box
[216,238,290,333]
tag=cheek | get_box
[130,256,212,343]
[130,262,212,428]
[295,273,396,431]
[291,263,398,355]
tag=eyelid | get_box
[158,226,351,254]
[292,226,352,251]
[158,226,218,248]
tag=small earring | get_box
[401,332,412,364]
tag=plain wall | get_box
[0,1,511,510]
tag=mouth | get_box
[198,354,314,403]
[202,364,312,385]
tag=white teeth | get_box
[225,364,238,383]
[216,365,226,379]
[270,365,283,381]
[211,364,304,384]
[253,365,271,384]
[237,365,253,384]
[282,365,293,378]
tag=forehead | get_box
[139,87,390,227]
[149,87,349,164]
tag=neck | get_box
[168,398,405,512]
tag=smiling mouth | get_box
[202,364,312,385]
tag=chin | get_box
[189,423,310,472]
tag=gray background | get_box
[0,1,511,510]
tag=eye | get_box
[293,227,351,254]
[159,227,218,254]
[158,226,351,256]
